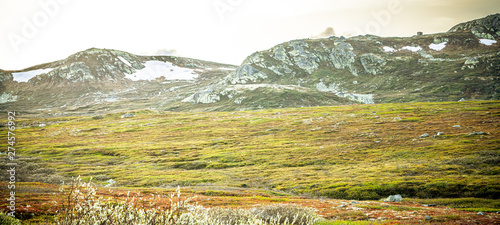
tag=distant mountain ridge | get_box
[217,13,499,104]
[1,14,499,116]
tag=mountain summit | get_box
[1,14,499,116]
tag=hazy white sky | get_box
[1,0,499,70]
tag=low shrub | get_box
[55,176,322,225]
[0,211,20,225]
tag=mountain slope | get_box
[0,14,499,115]
[0,48,237,114]
[221,14,499,104]
[0,48,357,116]
[448,13,500,39]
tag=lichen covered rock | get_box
[289,40,320,74]
[182,86,221,104]
[330,42,358,76]
[360,54,386,75]
[448,13,500,39]
[0,93,17,103]
[226,64,267,84]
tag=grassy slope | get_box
[2,101,499,201]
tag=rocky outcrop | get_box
[182,86,223,104]
[0,71,12,83]
[329,41,358,76]
[360,53,386,75]
[224,14,500,105]
[49,62,94,81]
[225,64,267,84]
[288,40,321,74]
[385,195,403,202]
[448,13,500,39]
[0,92,17,103]
[225,36,361,86]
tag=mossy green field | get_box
[3,101,499,202]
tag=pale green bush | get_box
[55,176,322,225]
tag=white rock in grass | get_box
[419,133,429,138]
[385,194,403,202]
[121,113,135,118]
[105,179,116,187]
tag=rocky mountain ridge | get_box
[217,13,499,105]
[448,13,500,39]
[0,14,499,116]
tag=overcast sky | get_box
[1,0,499,70]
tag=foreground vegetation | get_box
[1,180,499,224]
[0,101,499,223]
[53,177,321,225]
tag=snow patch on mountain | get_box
[479,39,497,46]
[125,61,198,81]
[219,67,237,71]
[117,56,132,67]
[12,68,54,82]
[429,42,447,51]
[383,46,397,52]
[400,46,422,52]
